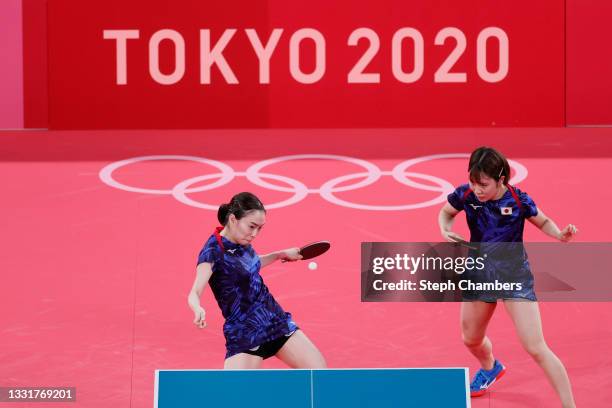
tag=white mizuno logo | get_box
[469,204,483,210]
[480,378,497,389]
[227,249,237,254]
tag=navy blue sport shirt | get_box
[197,228,297,358]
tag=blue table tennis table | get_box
[155,367,470,408]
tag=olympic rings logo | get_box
[98,154,528,211]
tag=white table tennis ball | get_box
[308,261,318,270]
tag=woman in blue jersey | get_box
[187,192,327,369]
[438,147,577,407]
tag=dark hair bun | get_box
[217,192,266,226]
[217,203,230,225]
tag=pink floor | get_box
[1,128,612,407]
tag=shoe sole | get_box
[470,367,506,398]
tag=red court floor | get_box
[1,128,612,407]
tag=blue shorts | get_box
[461,259,537,302]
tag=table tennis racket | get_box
[448,235,478,250]
[281,241,331,262]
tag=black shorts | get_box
[243,329,298,360]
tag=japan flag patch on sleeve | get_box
[501,207,513,215]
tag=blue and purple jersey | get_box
[197,228,297,358]
[447,183,538,243]
[447,184,538,301]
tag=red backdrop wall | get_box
[22,0,48,128]
[566,0,612,125]
[21,1,612,129]
[45,0,565,129]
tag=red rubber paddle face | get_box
[299,241,330,260]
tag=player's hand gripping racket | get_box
[281,241,331,262]
[447,235,478,250]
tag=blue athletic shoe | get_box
[470,360,506,397]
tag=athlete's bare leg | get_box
[276,330,327,368]
[224,353,263,369]
[504,301,575,408]
[461,301,498,370]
